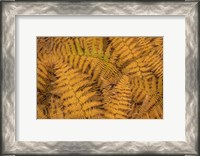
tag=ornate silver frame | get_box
[1,1,199,155]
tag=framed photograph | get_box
[1,0,199,155]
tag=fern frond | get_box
[129,75,163,119]
[110,37,163,79]
[48,95,64,119]
[37,104,48,119]
[136,96,163,119]
[144,51,163,77]
[147,100,163,119]
[37,60,48,92]
[103,75,131,119]
[53,64,103,119]
[48,37,122,88]
[62,53,122,88]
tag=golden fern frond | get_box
[153,37,163,57]
[122,57,154,80]
[37,53,64,119]
[127,100,138,119]
[128,75,163,119]
[62,50,121,88]
[128,37,162,59]
[143,51,163,78]
[109,37,155,65]
[37,104,48,119]
[143,76,163,119]
[53,63,103,119]
[139,94,160,113]
[110,37,163,79]
[103,75,131,119]
[83,37,105,57]
[56,37,106,60]
[49,37,122,88]
[109,37,133,67]
[147,100,163,119]
[37,61,48,92]
[51,37,71,55]
[130,77,150,103]
[135,95,163,119]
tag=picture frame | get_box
[1,0,199,155]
